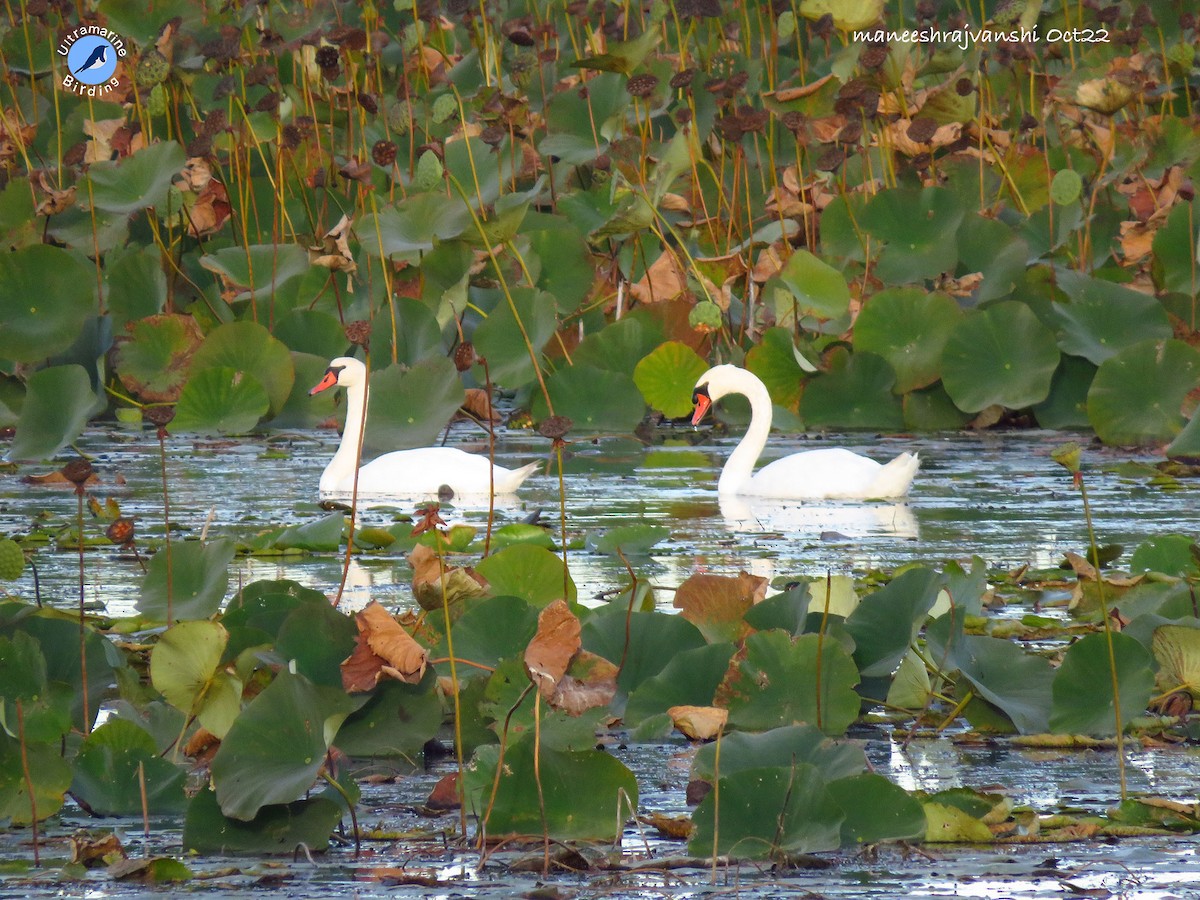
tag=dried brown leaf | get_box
[667,704,728,740]
[524,599,581,700]
[408,544,489,612]
[673,571,766,642]
[769,73,834,103]
[629,249,687,303]
[341,600,428,692]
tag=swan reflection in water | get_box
[718,494,919,540]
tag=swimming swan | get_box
[309,357,538,497]
[691,364,919,500]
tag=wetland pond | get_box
[3,422,1200,899]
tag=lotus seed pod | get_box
[431,93,457,125]
[136,49,171,87]
[689,300,723,332]
[414,149,443,192]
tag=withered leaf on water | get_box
[341,600,428,692]
[524,599,581,700]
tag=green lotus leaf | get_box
[903,383,972,430]
[923,800,993,842]
[532,364,645,433]
[137,538,236,622]
[0,632,70,743]
[801,350,905,429]
[222,579,332,638]
[853,289,963,393]
[0,730,73,825]
[1152,199,1200,296]
[828,773,927,846]
[845,567,941,678]
[190,321,295,416]
[151,619,242,737]
[115,313,204,403]
[799,0,886,30]
[692,723,866,781]
[8,616,117,734]
[359,194,472,260]
[358,356,465,454]
[465,740,638,840]
[1052,272,1171,365]
[334,672,442,758]
[955,214,1029,304]
[274,599,357,688]
[438,594,539,670]
[70,719,187,816]
[689,763,844,858]
[586,524,669,556]
[944,633,1054,734]
[197,244,309,301]
[1049,169,1083,206]
[472,288,558,389]
[524,217,594,314]
[376,298,445,366]
[272,310,348,361]
[1130,535,1199,577]
[211,670,362,820]
[624,642,736,727]
[490,523,557,550]
[475,543,576,607]
[88,140,186,215]
[743,583,811,635]
[272,512,345,553]
[1087,339,1200,446]
[941,301,1060,412]
[1033,355,1096,429]
[8,365,98,461]
[859,186,965,284]
[633,341,709,419]
[172,366,270,434]
[745,327,811,411]
[105,245,167,331]
[1049,632,1155,736]
[183,788,344,854]
[767,249,851,321]
[725,631,861,736]
[886,649,934,710]
[572,316,664,375]
[582,606,707,695]
[0,245,97,363]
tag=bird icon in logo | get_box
[72,43,108,76]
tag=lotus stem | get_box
[75,483,89,734]
[16,699,38,867]
[533,692,550,877]
[157,427,173,626]
[435,532,469,840]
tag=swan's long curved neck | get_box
[718,371,772,495]
[322,382,369,491]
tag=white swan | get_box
[691,364,919,500]
[309,357,538,497]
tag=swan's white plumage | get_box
[311,357,538,497]
[693,364,919,501]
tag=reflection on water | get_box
[1,425,1198,619]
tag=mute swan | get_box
[691,365,919,500]
[309,357,539,497]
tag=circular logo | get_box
[66,35,118,85]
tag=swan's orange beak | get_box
[691,390,711,425]
[309,369,339,396]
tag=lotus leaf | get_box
[272,512,344,552]
[524,217,595,313]
[1052,272,1171,365]
[475,543,576,607]
[8,365,99,461]
[189,322,295,416]
[532,364,645,433]
[582,606,707,694]
[150,620,242,738]
[673,571,766,644]
[183,788,344,854]
[106,246,168,330]
[350,356,466,454]
[359,195,472,261]
[845,567,941,678]
[904,383,973,430]
[1151,625,1200,699]
[137,538,236,622]
[0,730,73,824]
[0,632,70,743]
[572,316,664,375]
[853,289,963,393]
[172,367,271,434]
[440,594,540,670]
[689,763,844,858]
[923,801,993,842]
[1131,535,1199,577]
[692,724,867,781]
[743,583,811,635]
[745,327,811,411]
[1152,199,1200,296]
[943,633,1054,734]
[859,186,965,284]
[223,579,331,637]
[334,672,442,758]
[272,310,348,361]
[634,341,710,418]
[587,524,669,556]
[470,288,557,389]
[1033,355,1096,429]
[275,599,358,688]
[624,642,736,727]
[198,245,309,301]
[88,140,186,215]
[70,718,187,816]
[725,631,861,736]
[114,313,203,403]
[955,214,1029,303]
[828,773,927,845]
[801,350,905,430]
[1087,339,1200,445]
[10,614,118,733]
[767,249,851,322]
[1049,632,1156,736]
[941,301,1060,412]
[211,670,362,820]
[466,739,637,841]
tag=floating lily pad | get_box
[587,524,669,556]
[272,512,344,553]
[634,341,710,419]
[853,289,963,393]
[828,773,927,846]
[582,606,707,695]
[70,719,187,816]
[624,642,736,727]
[150,619,242,737]
[1087,339,1200,446]
[1130,535,1199,577]
[183,788,344,854]
[859,186,965,284]
[88,140,186,215]
[941,301,1060,412]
